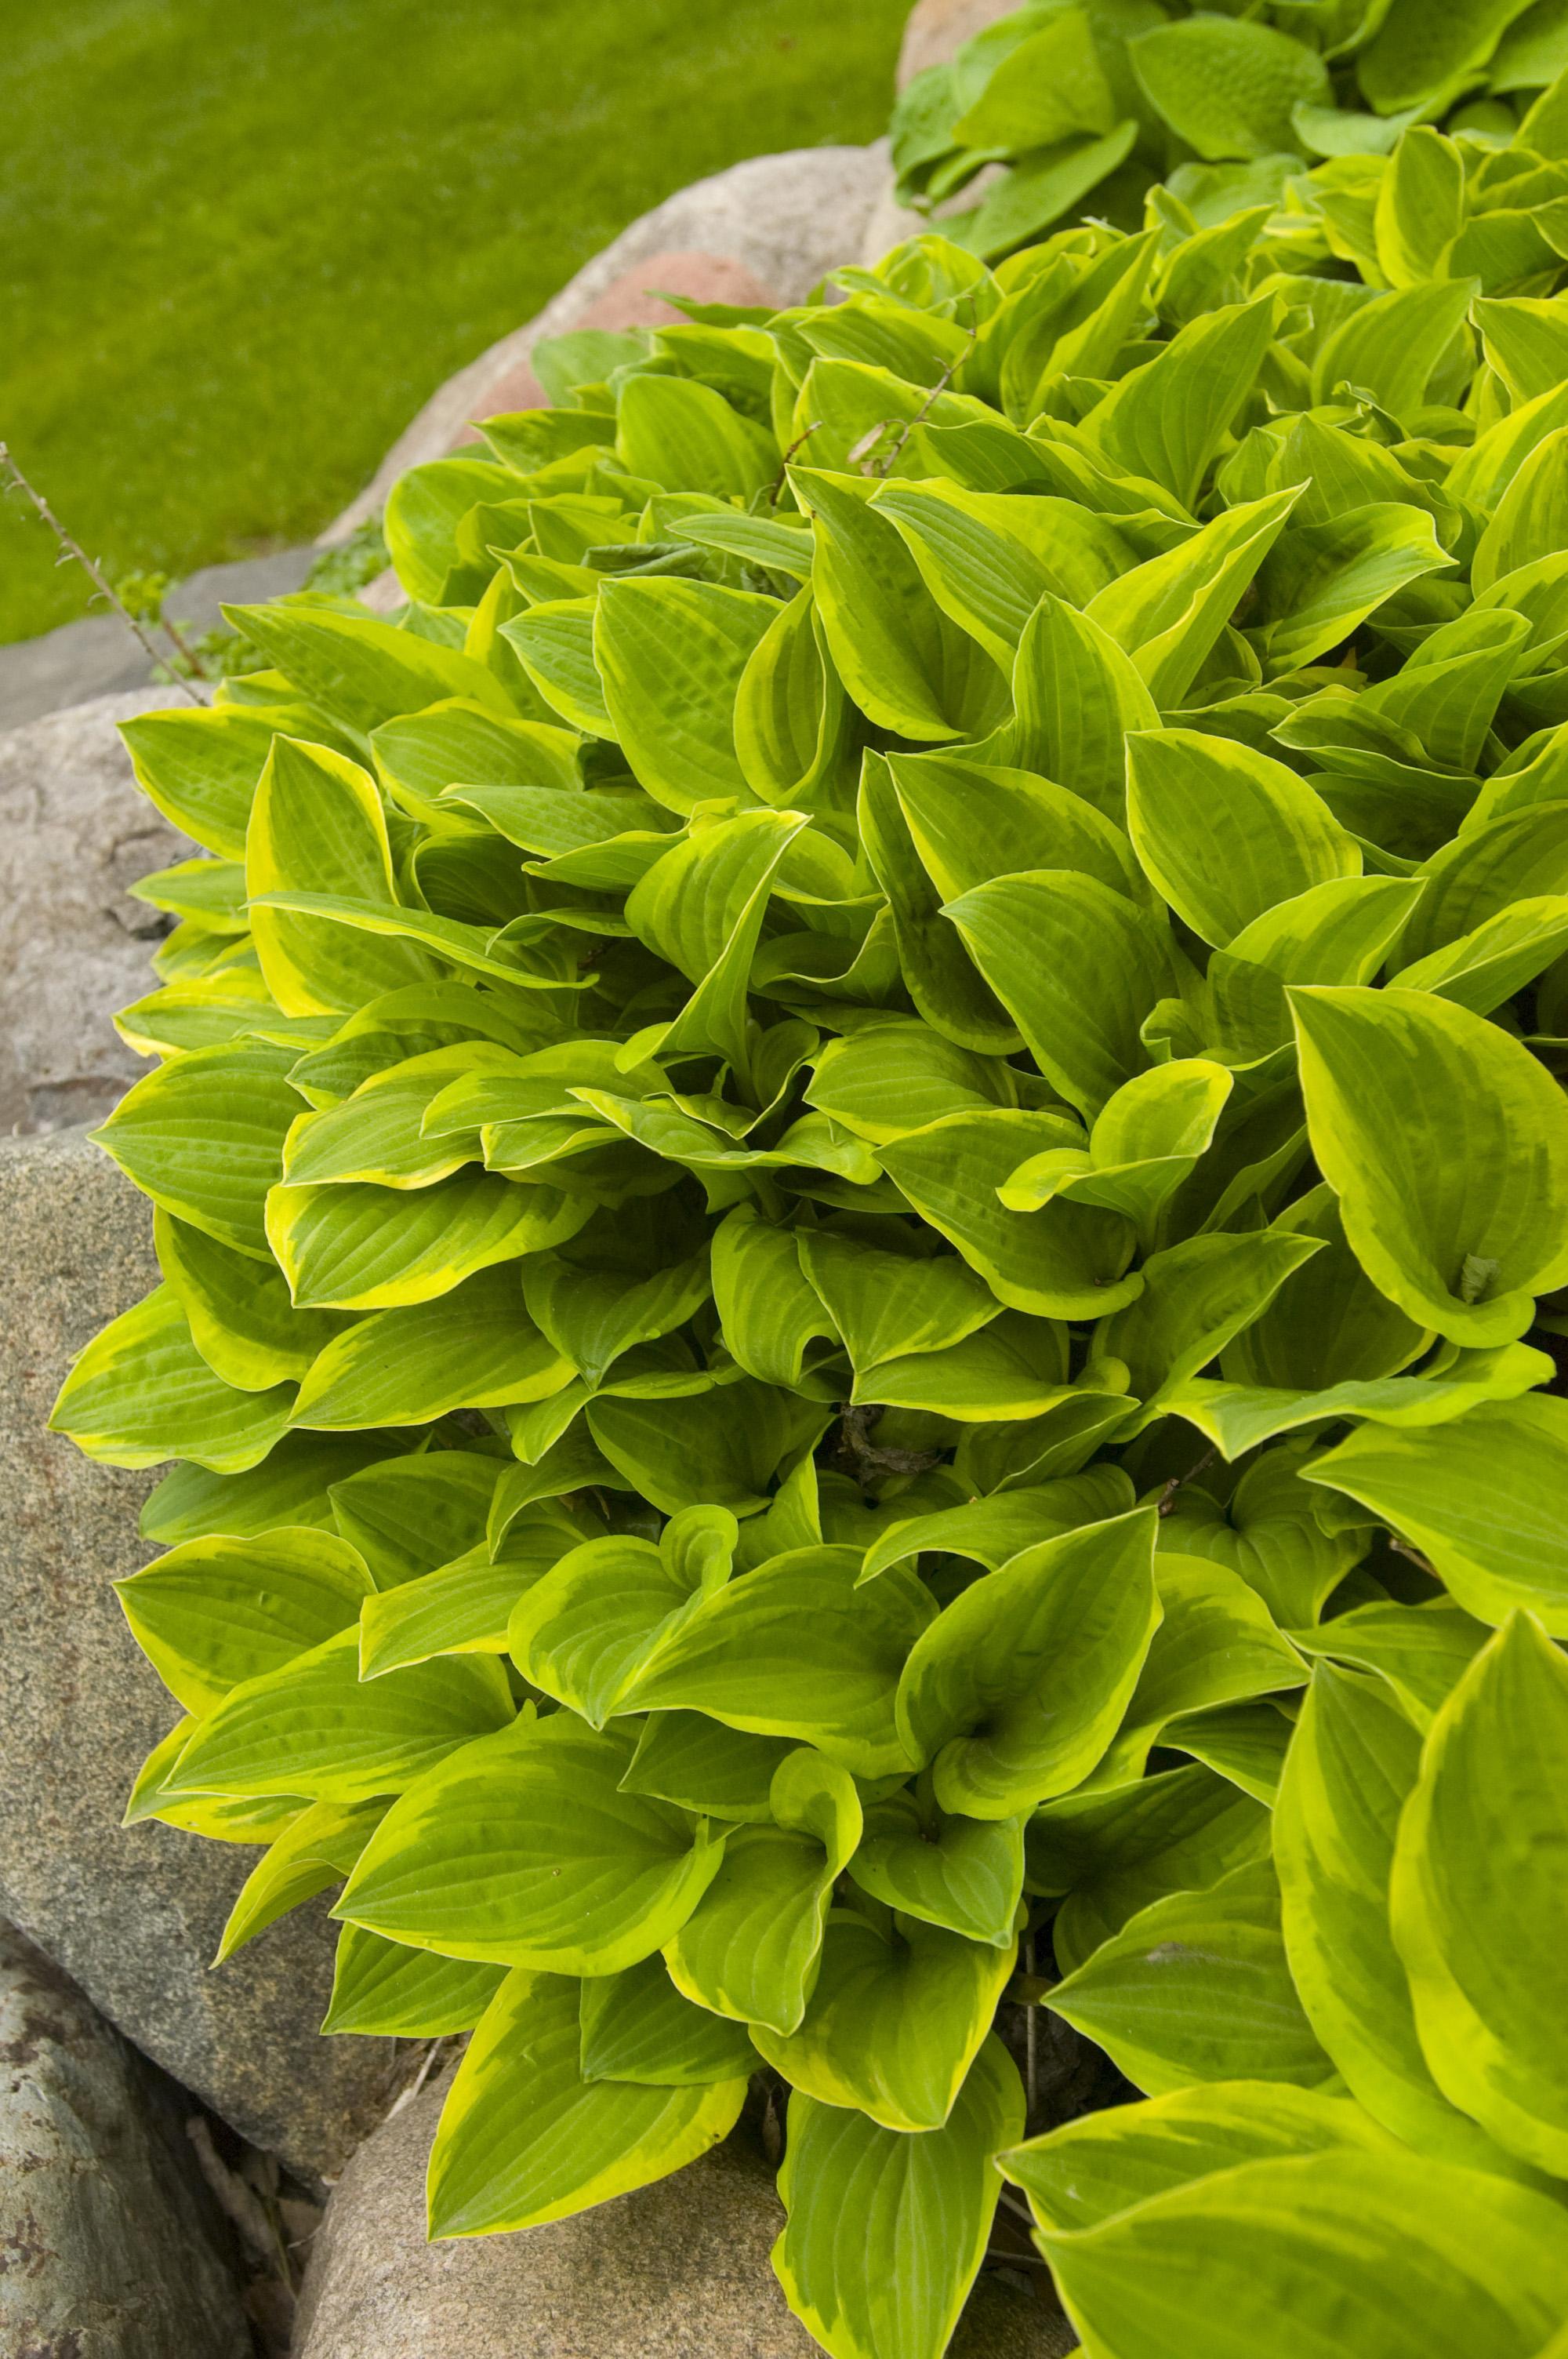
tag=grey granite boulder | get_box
[0,687,193,1134]
[0,1917,250,2359]
[0,1125,401,2179]
[293,2089,1078,2358]
[322,143,891,540]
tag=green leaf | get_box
[733,587,855,809]
[155,1209,337,1390]
[953,11,1114,147]
[999,1060,1232,1243]
[1289,1600,1490,1729]
[1083,297,1279,510]
[578,1955,756,2085]
[115,1525,371,1714]
[663,1747,861,2034]
[337,1714,724,1969]
[1254,503,1455,674]
[622,1546,932,1779]
[895,1510,1160,1817]
[946,871,1177,1120]
[1374,128,1467,290]
[751,1908,1017,2132]
[1127,730,1359,952]
[427,1969,746,2235]
[291,1267,571,1427]
[331,1449,503,1587]
[122,703,336,860]
[50,1285,295,1474]
[1217,1184,1429,1395]
[1291,986,1568,1347]
[712,1209,839,1387]
[506,1521,729,1729]
[165,1629,512,1804]
[1303,1397,1568,1634]
[587,1380,825,1519]
[1158,1342,1554,1463]
[1032,1763,1272,1975]
[1391,1613,1568,2177]
[615,373,777,500]
[848,1791,1025,1947]
[1046,1859,1330,2095]
[1312,279,1479,422]
[1362,0,1550,114]
[870,478,1131,666]
[1000,2079,1394,2234]
[797,1226,998,1374]
[594,578,777,815]
[93,1041,299,1258]
[1097,1230,1325,1416]
[1120,1554,1306,1752]
[248,737,439,1016]
[223,600,511,732]
[1086,489,1300,711]
[857,754,1023,1054]
[794,467,1007,743]
[1131,16,1329,159]
[1276,1663,1526,2172]
[215,1797,381,1959]
[619,1712,799,1823]
[982,591,1159,825]
[1036,2146,1568,2359]
[324,1923,505,2036]
[886,747,1149,909]
[774,2037,1025,2359]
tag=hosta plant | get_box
[893,0,1568,257]
[54,124,1568,2359]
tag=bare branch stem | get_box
[0,442,204,703]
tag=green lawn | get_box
[0,0,907,645]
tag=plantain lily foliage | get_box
[892,0,1568,259]
[53,91,1568,2359]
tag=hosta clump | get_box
[893,0,1568,258]
[55,132,1568,2359]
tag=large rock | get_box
[0,688,193,1135]
[0,1917,250,2359]
[0,1125,401,2179]
[322,143,890,540]
[293,2091,1078,2358]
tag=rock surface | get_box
[293,2089,1079,2358]
[0,688,193,1135]
[322,143,890,540]
[0,1917,251,2359]
[0,1125,401,2179]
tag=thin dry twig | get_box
[869,295,980,479]
[768,420,825,507]
[1157,1442,1218,1518]
[0,442,205,701]
[385,2034,449,2121]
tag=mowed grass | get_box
[0,0,908,644]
